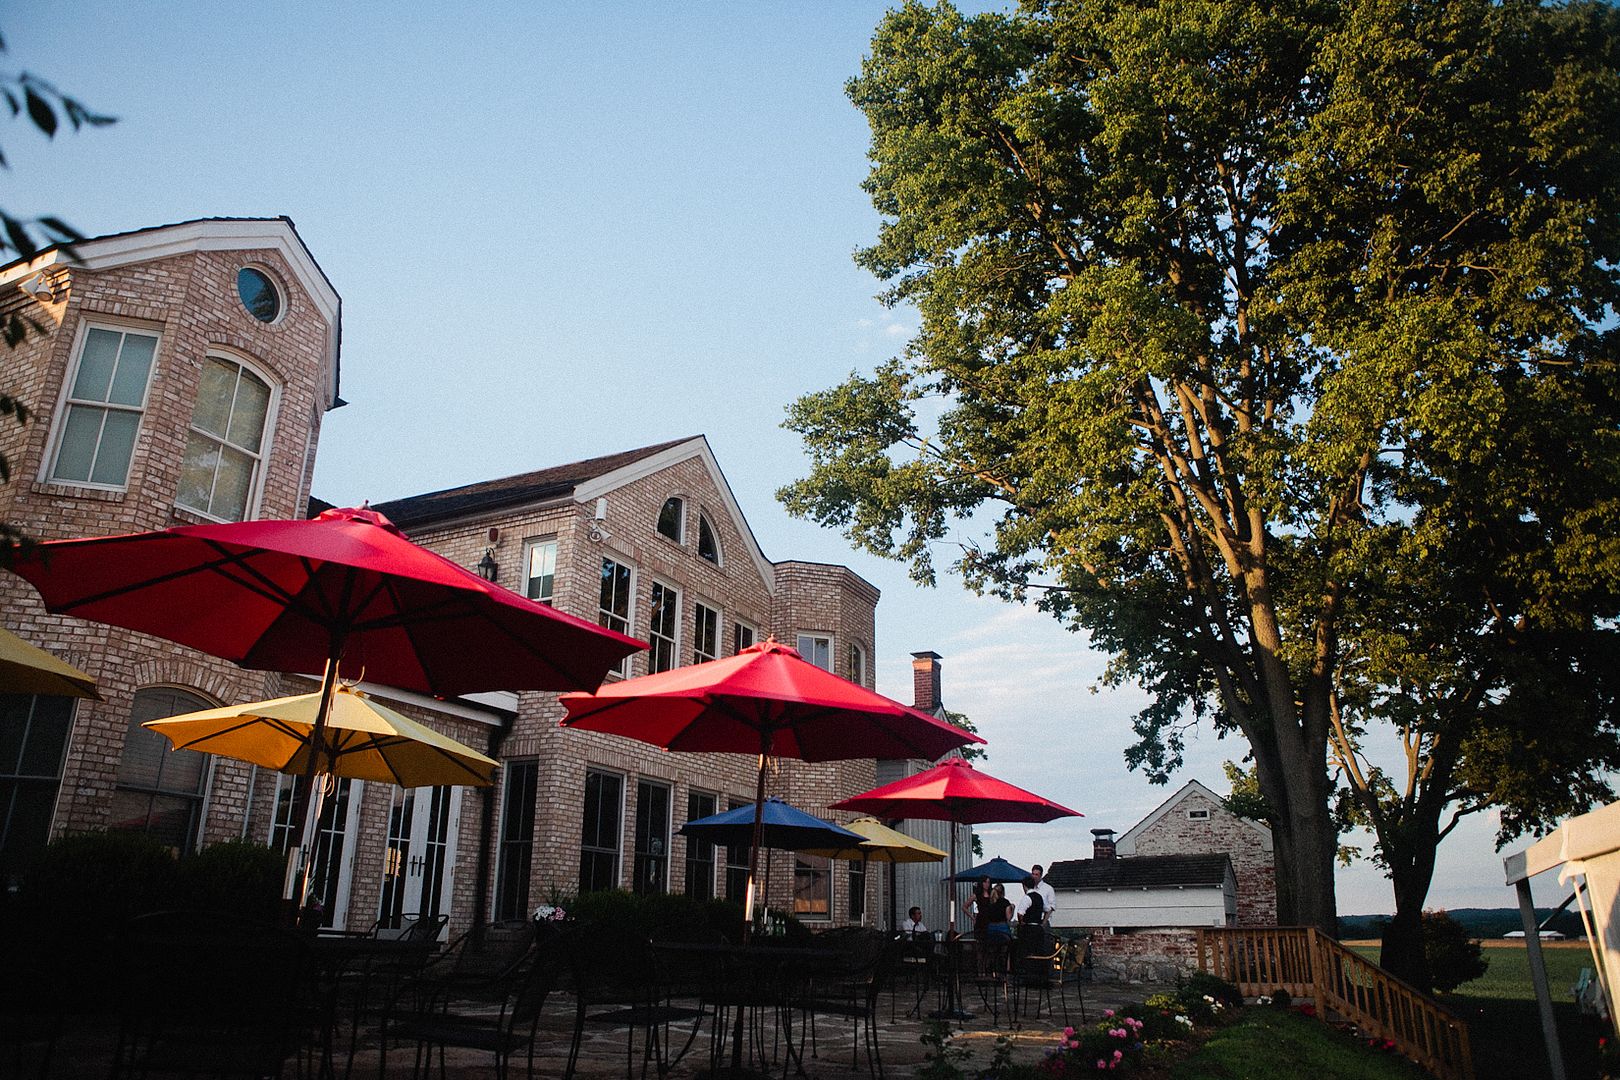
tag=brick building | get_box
[1,219,908,939]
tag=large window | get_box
[579,769,623,893]
[797,634,832,671]
[693,603,719,664]
[177,355,274,521]
[599,558,633,676]
[48,325,158,488]
[495,758,539,921]
[657,497,684,542]
[648,581,680,674]
[794,854,831,921]
[734,622,756,656]
[697,513,720,564]
[724,797,751,902]
[684,790,717,900]
[524,540,557,604]
[111,687,212,854]
[632,780,671,895]
[0,694,74,883]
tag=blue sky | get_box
[7,3,1562,913]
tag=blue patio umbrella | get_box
[948,856,1031,884]
[679,797,863,851]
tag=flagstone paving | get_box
[39,976,1170,1078]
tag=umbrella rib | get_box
[52,545,301,615]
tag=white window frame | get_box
[1186,808,1211,821]
[523,538,559,604]
[696,511,722,565]
[580,767,626,893]
[44,319,161,491]
[599,557,635,677]
[733,621,757,656]
[648,579,682,674]
[849,642,868,687]
[693,602,720,663]
[797,633,833,671]
[657,496,685,543]
[175,349,280,522]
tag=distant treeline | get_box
[1339,908,1586,940]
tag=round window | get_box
[236,267,281,323]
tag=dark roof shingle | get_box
[1046,854,1232,890]
[367,438,697,528]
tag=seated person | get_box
[900,906,929,938]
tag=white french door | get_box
[377,785,462,935]
[269,774,364,930]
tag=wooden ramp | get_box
[1197,926,1474,1080]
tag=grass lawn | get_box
[1349,941,1600,1080]
[1171,1008,1432,1080]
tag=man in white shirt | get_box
[1019,864,1057,925]
[900,906,928,936]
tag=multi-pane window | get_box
[632,780,671,895]
[177,355,273,521]
[524,540,557,604]
[794,854,831,921]
[724,797,751,902]
[49,325,158,488]
[693,603,719,664]
[849,643,868,687]
[657,497,684,541]
[495,758,539,921]
[849,860,867,923]
[599,558,633,676]
[111,687,212,854]
[0,694,75,883]
[797,634,832,671]
[684,790,717,900]
[579,769,623,892]
[697,514,720,564]
[734,622,756,656]
[648,581,680,674]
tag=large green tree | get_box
[780,0,1620,956]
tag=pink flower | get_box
[1063,1027,1076,1038]
[1103,1009,1115,1018]
[1096,1060,1107,1069]
[1112,1050,1123,1061]
[1067,1040,1080,1050]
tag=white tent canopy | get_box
[1503,799,1620,1080]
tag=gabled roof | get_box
[1115,778,1272,855]
[371,439,693,526]
[1,217,343,409]
[368,436,776,594]
[1047,853,1233,891]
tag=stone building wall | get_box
[1125,788,1277,926]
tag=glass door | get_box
[378,785,461,934]
[270,774,363,930]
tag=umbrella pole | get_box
[287,650,344,912]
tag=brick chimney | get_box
[1092,828,1117,860]
[911,651,942,712]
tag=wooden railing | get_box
[1197,927,1474,1080]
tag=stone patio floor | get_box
[36,974,1171,1079]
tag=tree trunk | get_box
[1380,889,1431,991]
[1270,786,1339,934]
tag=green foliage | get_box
[783,0,1620,936]
[1423,910,1490,993]
[177,838,284,924]
[1181,971,1245,1010]
[565,889,749,942]
[1174,1007,1432,1080]
[16,829,180,928]
[916,1019,972,1080]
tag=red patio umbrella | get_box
[8,505,645,901]
[558,638,982,929]
[830,756,1081,931]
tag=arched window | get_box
[177,353,276,521]
[697,513,720,565]
[657,497,684,542]
[112,686,213,854]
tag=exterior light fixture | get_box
[476,549,498,582]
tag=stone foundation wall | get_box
[1086,929,1201,984]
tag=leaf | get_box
[37,217,82,242]
[0,212,37,259]
[23,86,57,137]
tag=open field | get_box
[1348,940,1600,1079]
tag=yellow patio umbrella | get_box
[0,625,100,699]
[141,684,497,788]
[800,816,947,929]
